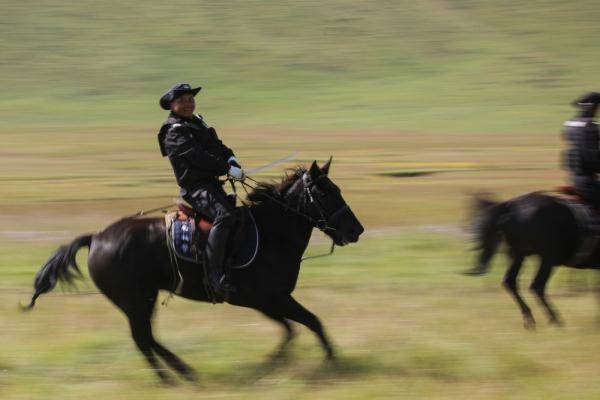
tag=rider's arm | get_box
[202,120,243,176]
[202,120,234,161]
[164,125,229,176]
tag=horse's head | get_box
[301,158,364,245]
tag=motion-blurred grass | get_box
[2,1,600,399]
[2,233,600,399]
[2,0,600,132]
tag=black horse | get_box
[25,160,364,382]
[465,191,598,329]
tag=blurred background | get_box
[1,1,600,399]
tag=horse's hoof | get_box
[325,350,337,363]
[523,319,536,331]
[158,378,177,387]
[156,371,177,386]
[182,369,199,383]
[268,350,289,363]
[549,317,565,328]
[18,300,35,312]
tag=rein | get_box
[127,203,174,219]
[242,175,341,232]
[128,173,343,263]
[237,175,342,262]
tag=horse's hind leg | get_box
[125,291,197,383]
[530,259,563,326]
[152,341,198,382]
[503,255,536,329]
[126,309,172,382]
[277,295,334,360]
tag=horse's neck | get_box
[252,198,314,259]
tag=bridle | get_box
[239,172,351,261]
[131,171,348,263]
[299,173,350,232]
[241,173,349,234]
[130,170,350,236]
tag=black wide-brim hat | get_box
[160,83,202,110]
[572,92,600,108]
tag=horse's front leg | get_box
[276,295,335,360]
[255,307,296,360]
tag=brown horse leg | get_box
[256,307,295,360]
[530,260,563,326]
[277,295,335,360]
[502,255,536,329]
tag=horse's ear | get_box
[321,156,332,175]
[309,160,321,180]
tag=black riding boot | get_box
[206,218,235,295]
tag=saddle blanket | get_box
[165,208,259,269]
[171,218,199,261]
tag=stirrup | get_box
[211,275,236,295]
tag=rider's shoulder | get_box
[164,116,189,133]
[194,114,210,128]
[164,124,187,140]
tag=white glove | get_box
[228,165,245,181]
[228,156,245,180]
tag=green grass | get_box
[2,232,600,399]
[2,0,600,132]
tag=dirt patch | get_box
[379,171,436,178]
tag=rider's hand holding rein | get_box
[228,156,245,181]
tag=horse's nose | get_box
[348,225,364,242]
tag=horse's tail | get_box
[22,234,93,310]
[465,194,511,276]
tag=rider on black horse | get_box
[563,92,600,206]
[157,83,244,295]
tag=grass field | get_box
[3,0,600,132]
[2,1,600,399]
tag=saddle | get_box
[164,201,259,268]
[556,186,600,266]
[556,185,586,203]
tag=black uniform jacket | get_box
[564,117,600,177]
[158,113,234,191]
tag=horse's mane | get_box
[246,166,306,205]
